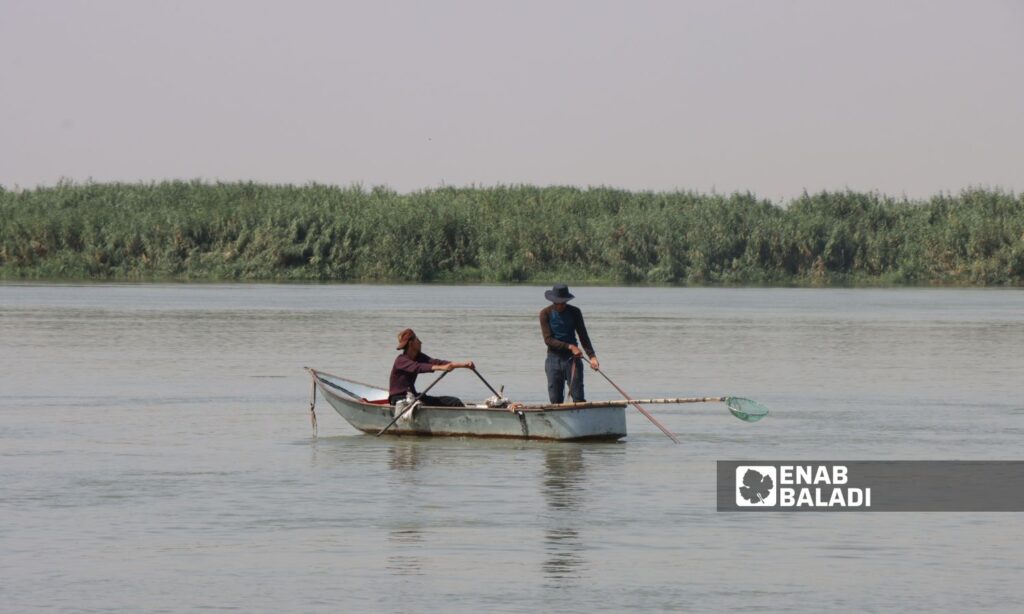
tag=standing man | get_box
[539,284,600,403]
[389,328,475,407]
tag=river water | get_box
[1,284,1022,612]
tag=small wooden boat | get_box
[307,368,627,441]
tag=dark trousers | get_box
[388,393,464,407]
[546,353,585,403]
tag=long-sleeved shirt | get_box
[389,352,448,397]
[539,304,596,358]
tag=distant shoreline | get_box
[2,182,1021,286]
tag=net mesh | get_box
[724,397,769,422]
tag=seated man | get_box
[388,328,475,407]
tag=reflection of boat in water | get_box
[307,369,627,441]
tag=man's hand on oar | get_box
[436,360,475,372]
[567,344,599,370]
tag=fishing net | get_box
[724,397,770,422]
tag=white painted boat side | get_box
[310,369,627,441]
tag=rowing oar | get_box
[376,370,449,437]
[471,367,501,397]
[596,368,680,444]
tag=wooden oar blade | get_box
[724,397,769,422]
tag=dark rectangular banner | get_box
[717,461,1024,512]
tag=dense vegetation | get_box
[1,182,1022,285]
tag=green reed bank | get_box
[1,182,1022,285]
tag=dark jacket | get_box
[389,352,447,397]
[539,304,596,358]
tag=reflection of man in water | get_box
[543,447,586,510]
[542,447,586,583]
[388,328,475,406]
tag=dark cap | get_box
[544,283,575,304]
[396,328,417,350]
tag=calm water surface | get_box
[1,284,1022,612]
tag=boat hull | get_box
[311,370,627,441]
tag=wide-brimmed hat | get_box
[544,284,575,304]
[396,328,417,350]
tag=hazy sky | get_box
[2,0,1022,200]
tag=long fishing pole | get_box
[596,368,681,444]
